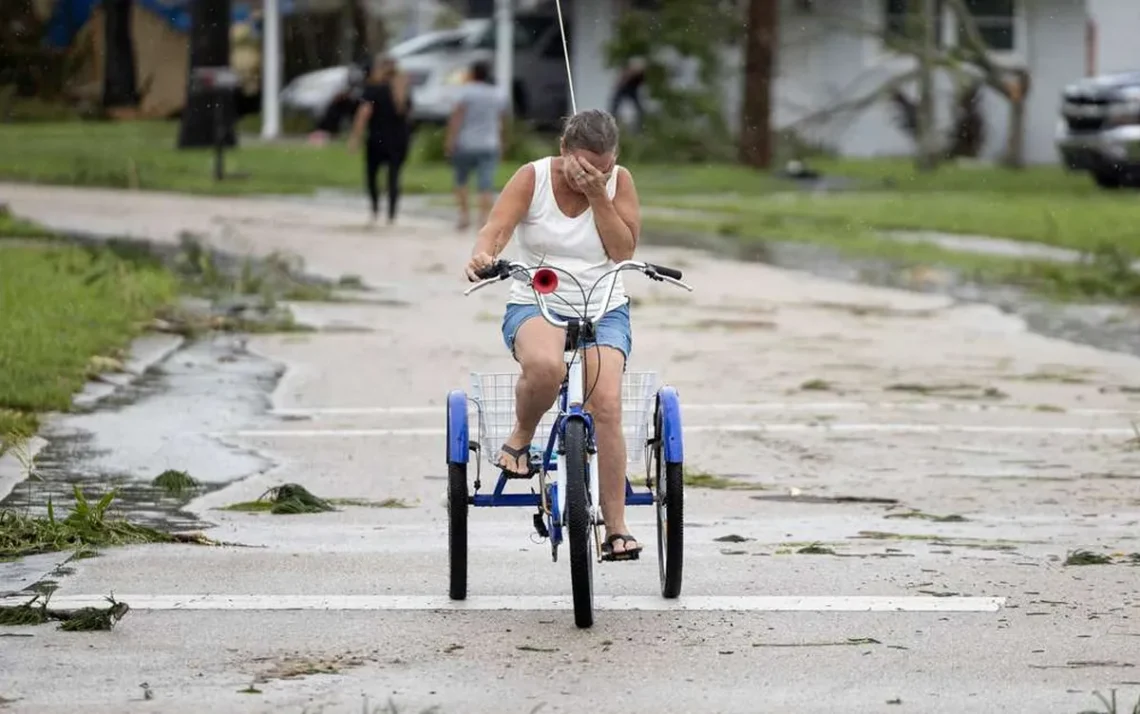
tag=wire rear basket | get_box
[470,370,659,467]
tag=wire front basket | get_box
[470,370,659,467]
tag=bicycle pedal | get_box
[532,512,550,538]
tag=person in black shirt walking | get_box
[349,55,413,224]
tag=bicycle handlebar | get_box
[473,260,684,283]
[463,258,693,330]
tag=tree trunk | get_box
[177,0,236,149]
[348,0,370,63]
[739,0,778,169]
[914,0,939,171]
[102,0,139,111]
[1001,71,1029,168]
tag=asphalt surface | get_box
[1,184,1139,714]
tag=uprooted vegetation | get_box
[683,469,769,491]
[0,484,220,561]
[0,591,130,632]
[220,484,414,514]
[1063,549,1140,566]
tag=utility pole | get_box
[915,0,938,171]
[261,0,281,140]
[495,0,514,114]
[738,0,778,169]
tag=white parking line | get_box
[270,402,1138,417]
[216,424,1138,439]
[0,594,1006,613]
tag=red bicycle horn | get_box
[532,267,559,295]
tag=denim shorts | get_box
[502,302,632,362]
[452,149,498,192]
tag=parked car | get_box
[1056,70,1140,188]
[398,13,571,128]
[279,24,480,130]
[280,12,571,133]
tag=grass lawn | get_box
[0,214,177,441]
[0,119,792,197]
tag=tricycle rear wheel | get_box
[447,461,468,600]
[653,402,684,599]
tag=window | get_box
[880,0,1018,55]
[960,0,1015,52]
[883,0,945,48]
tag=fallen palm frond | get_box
[0,592,130,631]
[222,483,336,515]
[0,485,220,560]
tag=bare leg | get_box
[583,345,637,555]
[455,184,470,230]
[477,191,494,229]
[500,317,565,473]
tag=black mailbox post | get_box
[189,67,241,181]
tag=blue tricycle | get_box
[446,258,692,628]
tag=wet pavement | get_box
[0,183,1139,714]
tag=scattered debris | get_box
[237,685,262,694]
[752,637,881,648]
[516,644,558,653]
[1078,689,1140,714]
[799,378,832,391]
[0,485,221,560]
[684,470,768,491]
[253,653,366,682]
[221,484,336,515]
[1033,404,1066,413]
[884,510,969,523]
[1063,549,1135,566]
[885,382,1007,400]
[0,592,129,631]
[151,469,199,497]
[751,494,899,505]
[796,543,836,555]
[713,534,753,543]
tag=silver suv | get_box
[1056,71,1140,188]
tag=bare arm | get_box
[473,163,535,257]
[588,167,640,262]
[445,102,466,155]
[349,101,372,146]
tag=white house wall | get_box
[568,0,618,114]
[1088,0,1140,75]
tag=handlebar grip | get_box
[474,260,509,281]
[648,263,683,280]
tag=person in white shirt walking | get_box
[463,109,645,561]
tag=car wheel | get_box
[1093,169,1123,189]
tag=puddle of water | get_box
[0,335,278,532]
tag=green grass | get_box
[651,191,1140,256]
[0,219,177,426]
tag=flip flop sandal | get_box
[497,443,535,479]
[601,533,642,562]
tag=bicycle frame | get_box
[464,258,693,546]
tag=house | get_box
[561,0,1140,165]
[37,0,460,119]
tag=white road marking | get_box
[216,424,1138,439]
[270,402,1138,417]
[0,594,1006,613]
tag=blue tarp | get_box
[44,0,263,49]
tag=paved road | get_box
[2,184,1139,714]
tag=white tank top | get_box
[506,156,628,317]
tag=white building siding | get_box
[570,0,1090,165]
[1088,0,1140,75]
